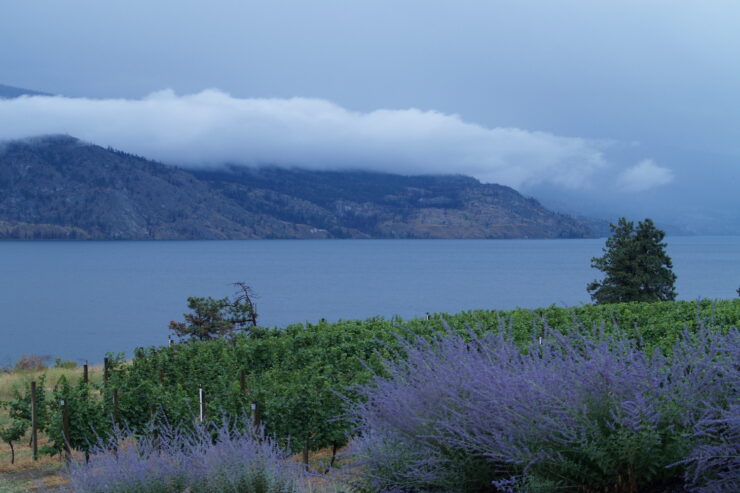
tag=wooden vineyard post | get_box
[111,388,120,458]
[103,357,110,385]
[61,399,71,463]
[83,361,89,384]
[239,369,246,394]
[302,437,310,469]
[112,388,120,426]
[302,411,312,469]
[159,368,165,386]
[30,381,38,460]
[150,403,160,447]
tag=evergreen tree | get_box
[168,282,258,341]
[587,217,677,304]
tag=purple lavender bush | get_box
[674,405,739,492]
[346,332,518,492]
[666,326,739,492]
[348,324,739,492]
[67,420,308,493]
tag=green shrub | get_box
[54,357,78,369]
[14,353,51,372]
[20,299,739,468]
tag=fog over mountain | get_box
[0,90,615,190]
[0,90,672,195]
[1,89,736,234]
[1,1,738,233]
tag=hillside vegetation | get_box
[0,136,600,239]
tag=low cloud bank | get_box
[0,89,669,192]
[617,160,674,192]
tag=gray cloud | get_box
[617,159,674,192]
[0,89,615,190]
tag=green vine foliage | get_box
[42,377,109,456]
[1,374,47,464]
[3,374,49,433]
[17,299,740,459]
[0,420,28,464]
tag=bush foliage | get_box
[4,299,738,490]
[347,323,739,492]
[69,420,307,493]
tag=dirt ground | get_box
[0,461,68,493]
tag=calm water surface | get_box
[1,237,738,363]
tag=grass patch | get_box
[1,366,104,404]
[0,365,102,483]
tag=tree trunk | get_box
[325,441,338,473]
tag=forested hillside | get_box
[0,136,600,239]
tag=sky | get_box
[1,0,738,233]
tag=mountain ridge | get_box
[0,83,52,98]
[0,135,602,240]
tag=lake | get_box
[1,236,738,364]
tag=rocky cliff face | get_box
[0,136,598,239]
